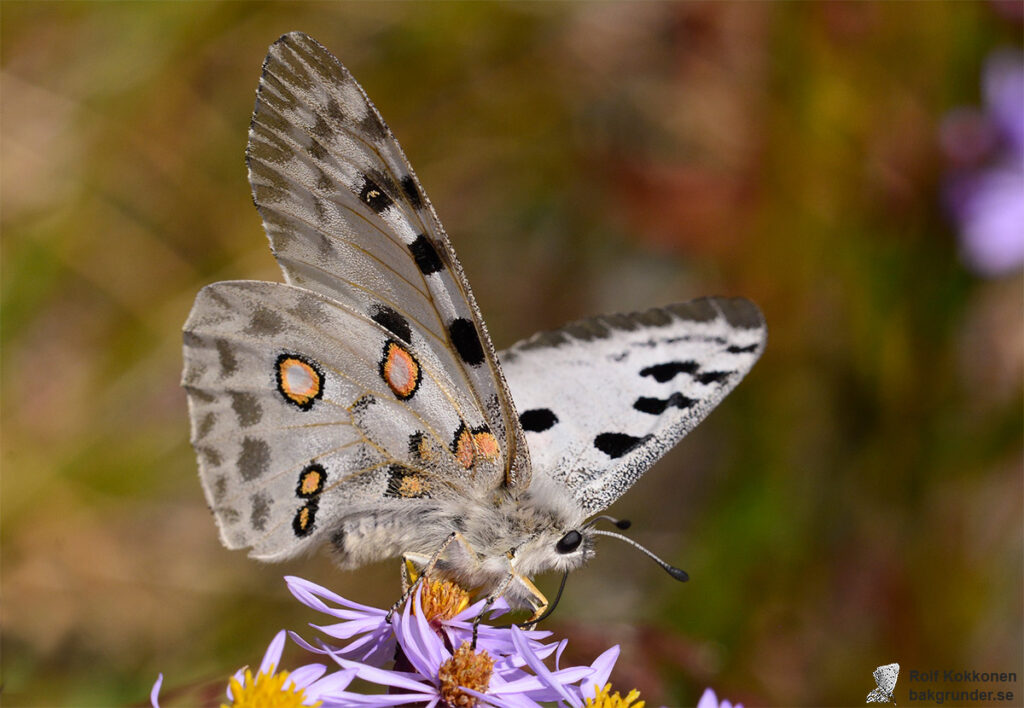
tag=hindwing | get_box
[182,281,502,560]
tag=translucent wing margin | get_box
[246,32,530,490]
[499,297,766,516]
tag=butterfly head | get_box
[507,523,597,579]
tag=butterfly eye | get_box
[556,530,583,554]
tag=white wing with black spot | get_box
[498,297,765,516]
[245,32,530,489]
[183,281,503,561]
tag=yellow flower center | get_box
[585,683,645,708]
[420,578,471,624]
[223,668,320,708]
[437,641,494,707]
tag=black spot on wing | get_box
[633,393,696,415]
[230,392,263,427]
[408,431,426,458]
[726,343,758,354]
[594,432,650,459]
[250,491,271,531]
[640,361,699,383]
[401,175,423,209]
[449,318,485,366]
[351,395,376,414]
[409,234,443,275]
[238,437,270,480]
[311,114,333,138]
[370,304,412,343]
[213,475,227,502]
[695,371,731,385]
[359,112,387,142]
[308,141,328,160]
[246,306,286,335]
[359,176,393,213]
[519,408,559,432]
[215,339,238,375]
[716,297,764,329]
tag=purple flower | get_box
[152,575,646,707]
[150,630,356,708]
[306,584,609,707]
[286,575,558,669]
[942,49,1024,276]
[697,687,744,708]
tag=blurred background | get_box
[3,3,1022,706]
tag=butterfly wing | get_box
[182,280,502,561]
[499,297,765,516]
[245,32,529,489]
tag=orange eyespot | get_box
[296,463,327,498]
[380,341,421,400]
[453,425,475,469]
[292,501,318,537]
[473,430,500,461]
[276,354,324,410]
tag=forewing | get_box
[246,32,529,489]
[182,281,503,561]
[499,297,765,516]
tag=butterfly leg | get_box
[471,571,515,649]
[509,573,549,627]
[387,531,459,622]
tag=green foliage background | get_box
[2,3,1021,706]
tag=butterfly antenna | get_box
[582,515,632,531]
[591,530,690,581]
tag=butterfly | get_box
[182,32,766,619]
[866,663,899,705]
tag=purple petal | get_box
[959,164,1024,275]
[303,667,358,699]
[393,590,446,679]
[331,654,435,693]
[149,673,163,708]
[464,685,544,708]
[288,630,327,655]
[258,630,287,676]
[508,625,579,705]
[286,663,327,690]
[312,616,389,640]
[580,644,620,698]
[697,687,719,708]
[286,576,388,617]
[322,692,435,706]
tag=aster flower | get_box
[311,585,602,707]
[153,575,648,707]
[286,575,559,668]
[696,686,744,708]
[942,49,1024,276]
[150,630,355,708]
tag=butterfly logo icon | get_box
[182,32,765,621]
[866,663,900,705]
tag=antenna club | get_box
[615,519,632,530]
[667,566,690,582]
